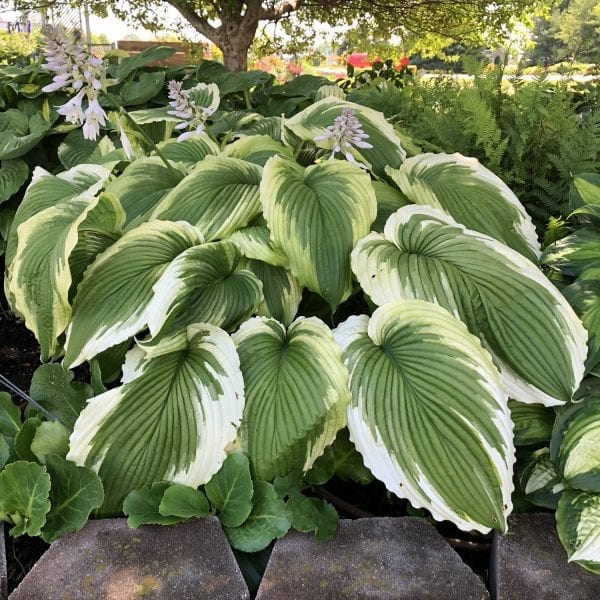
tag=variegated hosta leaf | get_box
[63,220,204,368]
[148,240,263,336]
[156,135,219,167]
[519,448,564,509]
[557,489,600,574]
[261,156,376,309]
[386,153,540,261]
[151,155,262,241]
[508,400,554,446]
[67,323,244,514]
[240,258,302,326]
[69,192,125,292]
[314,85,345,101]
[233,316,350,481]
[229,225,288,267]
[5,164,111,267]
[0,158,28,205]
[371,180,412,233]
[563,278,600,375]
[9,194,100,360]
[104,157,185,228]
[333,300,514,533]
[221,135,293,167]
[551,396,600,492]
[353,206,587,406]
[284,96,406,177]
[542,230,600,277]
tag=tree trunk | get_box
[221,41,249,71]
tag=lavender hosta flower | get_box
[82,96,107,141]
[168,80,220,141]
[41,25,110,141]
[314,107,373,165]
[56,89,86,124]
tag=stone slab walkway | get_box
[8,517,249,600]
[257,517,489,599]
[4,513,600,599]
[492,513,600,599]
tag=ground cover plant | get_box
[1,28,600,578]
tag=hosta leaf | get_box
[557,489,600,574]
[0,460,51,536]
[0,110,51,160]
[8,194,100,360]
[123,482,183,527]
[240,259,302,326]
[387,153,540,261]
[563,279,600,375]
[229,225,288,267]
[127,106,179,124]
[205,453,253,528]
[104,157,185,227]
[120,71,165,105]
[508,400,555,446]
[148,240,263,336]
[30,421,70,463]
[63,220,204,368]
[151,155,262,241]
[29,364,93,429]
[0,159,28,205]
[0,392,21,437]
[569,174,600,210]
[5,164,110,267]
[159,484,211,518]
[69,192,125,290]
[233,316,350,481]
[334,300,514,533]
[221,135,293,166]
[542,230,600,277]
[225,481,290,552]
[41,454,104,542]
[519,448,564,509]
[285,96,406,177]
[67,324,244,514]
[371,180,412,233]
[552,395,600,492]
[114,45,176,79]
[58,131,126,170]
[157,135,219,167]
[353,206,587,406]
[261,156,376,309]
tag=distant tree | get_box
[525,0,600,66]
[17,0,547,71]
[553,0,600,63]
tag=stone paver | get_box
[9,517,249,600]
[491,513,600,600]
[1,523,6,600]
[256,517,489,599]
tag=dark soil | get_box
[0,312,491,594]
[0,310,40,400]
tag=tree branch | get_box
[162,0,220,42]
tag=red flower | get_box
[397,56,410,69]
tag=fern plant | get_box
[349,65,600,230]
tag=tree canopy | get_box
[19,0,546,70]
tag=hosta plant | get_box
[2,86,593,563]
